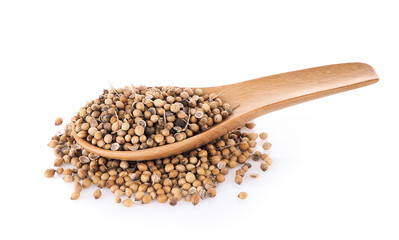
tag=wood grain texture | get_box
[72,62,379,161]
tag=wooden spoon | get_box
[72,62,378,161]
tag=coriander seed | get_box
[238,192,248,200]
[93,189,102,199]
[260,162,269,172]
[123,198,134,207]
[44,169,55,178]
[55,117,63,126]
[245,122,255,129]
[71,192,80,200]
[262,142,272,150]
[259,132,268,140]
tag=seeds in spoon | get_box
[72,86,233,151]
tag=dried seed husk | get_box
[249,173,259,178]
[79,156,90,163]
[111,143,120,151]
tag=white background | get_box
[0,1,398,239]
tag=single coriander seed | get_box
[259,132,268,140]
[93,189,102,200]
[262,142,272,150]
[238,192,248,200]
[123,198,134,207]
[71,192,80,200]
[55,117,63,126]
[44,169,55,178]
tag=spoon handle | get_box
[205,62,379,121]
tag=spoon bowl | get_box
[72,62,378,161]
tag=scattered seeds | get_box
[45,85,275,207]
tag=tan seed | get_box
[168,196,177,206]
[55,117,63,126]
[142,195,152,204]
[185,172,196,183]
[70,192,80,200]
[260,162,269,171]
[248,133,258,140]
[123,198,134,207]
[245,122,255,129]
[207,187,216,198]
[235,175,243,185]
[93,189,102,199]
[259,132,268,140]
[74,182,83,193]
[238,192,248,199]
[191,194,200,206]
[262,142,272,150]
[44,169,55,178]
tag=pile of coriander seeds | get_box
[45,85,273,207]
